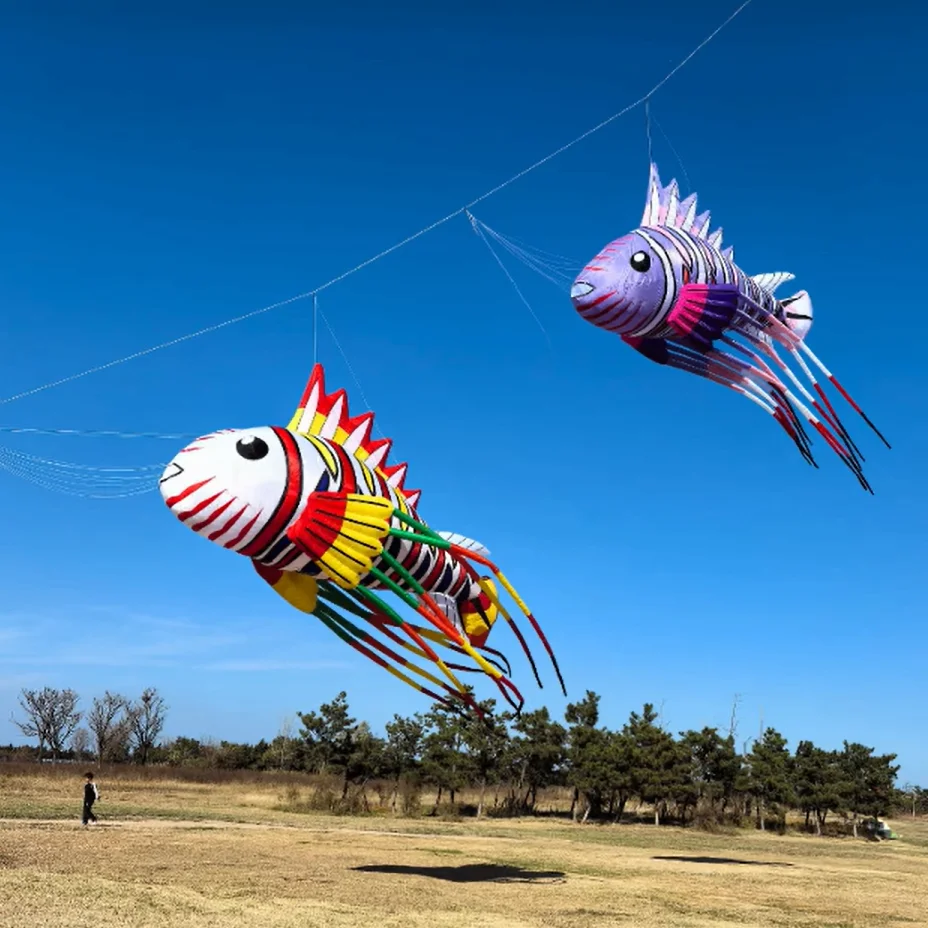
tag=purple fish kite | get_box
[570,163,889,491]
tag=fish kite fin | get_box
[666,283,741,349]
[286,491,393,589]
[288,364,422,508]
[252,561,320,614]
[436,531,491,559]
[641,162,725,245]
[622,334,671,365]
[781,290,813,341]
[752,272,796,295]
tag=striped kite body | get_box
[160,364,564,715]
[570,163,889,490]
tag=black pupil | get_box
[236,436,269,460]
[630,251,650,272]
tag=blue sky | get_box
[1,1,925,783]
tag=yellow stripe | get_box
[414,626,451,646]
[384,663,431,696]
[453,638,503,680]
[399,656,453,691]
[286,407,304,432]
[494,570,533,618]
[380,633,429,661]
[360,460,377,494]
[305,434,338,476]
[287,402,415,508]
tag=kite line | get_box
[0,0,754,410]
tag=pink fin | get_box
[667,283,741,349]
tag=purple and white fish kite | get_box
[570,162,889,491]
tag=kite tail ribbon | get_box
[389,511,567,698]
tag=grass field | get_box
[1,767,925,928]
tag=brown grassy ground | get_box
[1,767,925,928]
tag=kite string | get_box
[651,113,692,194]
[313,293,319,367]
[0,0,754,409]
[0,426,197,439]
[645,100,654,170]
[466,212,552,346]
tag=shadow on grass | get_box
[653,855,793,867]
[353,862,566,883]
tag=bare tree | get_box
[127,688,167,764]
[727,693,742,741]
[12,687,82,760]
[70,727,91,761]
[88,692,131,762]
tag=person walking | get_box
[82,772,98,826]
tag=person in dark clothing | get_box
[82,772,98,826]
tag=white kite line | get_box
[0,0,754,408]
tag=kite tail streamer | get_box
[452,545,568,698]
[312,601,459,710]
[388,513,565,698]
[737,296,890,454]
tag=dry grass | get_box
[1,767,926,928]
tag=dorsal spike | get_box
[639,164,733,253]
[383,462,409,488]
[342,412,374,453]
[677,194,697,230]
[365,438,392,471]
[691,211,711,238]
[287,364,421,508]
[319,391,347,439]
[663,179,680,226]
[752,272,796,294]
[642,163,663,226]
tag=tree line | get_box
[5,685,921,834]
[8,686,167,765]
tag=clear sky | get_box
[0,1,925,783]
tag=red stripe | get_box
[584,297,627,325]
[209,503,248,542]
[191,497,234,532]
[401,539,422,572]
[239,427,304,558]
[584,289,617,309]
[274,548,304,570]
[332,442,357,493]
[165,477,212,508]
[224,510,262,549]
[422,550,446,591]
[179,491,223,522]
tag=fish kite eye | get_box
[235,435,269,460]
[630,251,651,273]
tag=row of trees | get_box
[10,686,167,764]
[6,686,916,833]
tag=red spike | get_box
[382,461,409,490]
[341,411,375,446]
[295,364,325,411]
[291,363,423,500]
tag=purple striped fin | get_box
[640,162,728,251]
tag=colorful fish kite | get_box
[158,364,565,715]
[570,163,889,491]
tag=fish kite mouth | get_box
[159,462,184,484]
[571,281,595,299]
